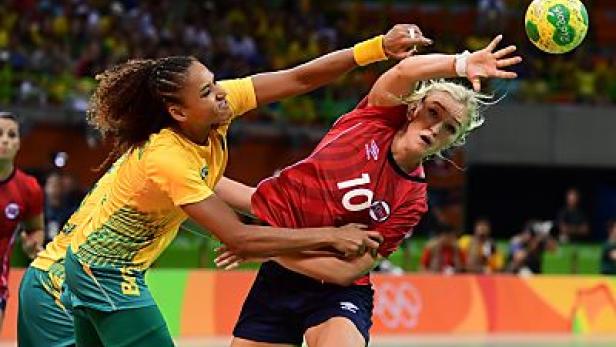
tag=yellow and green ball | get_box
[525,0,589,54]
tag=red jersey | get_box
[252,99,428,285]
[0,169,43,298]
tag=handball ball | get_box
[525,0,588,54]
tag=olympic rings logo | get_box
[373,281,422,329]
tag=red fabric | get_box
[0,169,43,298]
[252,99,428,285]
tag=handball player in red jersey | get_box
[0,112,44,330]
[216,34,522,347]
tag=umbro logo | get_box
[340,301,359,314]
[365,139,379,161]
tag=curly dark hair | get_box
[87,56,196,169]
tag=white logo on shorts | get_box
[340,301,359,314]
[4,203,20,220]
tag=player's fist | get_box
[332,223,383,258]
[383,24,433,60]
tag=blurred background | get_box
[1,0,616,345]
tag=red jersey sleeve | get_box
[330,97,408,132]
[376,197,428,257]
[23,176,43,219]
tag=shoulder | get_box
[145,129,194,158]
[333,97,408,129]
[14,169,42,192]
[143,129,201,174]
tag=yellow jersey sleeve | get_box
[219,77,257,119]
[145,143,213,206]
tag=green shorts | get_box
[18,266,74,347]
[63,247,154,312]
[73,305,174,347]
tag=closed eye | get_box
[428,108,438,119]
[445,124,457,134]
[200,88,211,98]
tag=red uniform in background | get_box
[0,169,43,304]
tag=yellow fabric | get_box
[31,155,127,271]
[68,78,255,271]
[353,35,387,66]
[219,77,257,122]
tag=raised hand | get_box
[383,24,433,60]
[466,35,523,91]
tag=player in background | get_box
[18,154,126,347]
[0,112,44,331]
[215,34,522,347]
[57,25,426,347]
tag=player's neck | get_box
[390,138,420,173]
[0,160,14,181]
[173,125,210,146]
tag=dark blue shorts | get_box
[233,261,374,346]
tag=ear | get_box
[407,103,419,120]
[168,105,187,123]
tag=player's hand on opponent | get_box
[214,245,269,270]
[331,223,383,258]
[383,24,433,59]
[465,35,523,91]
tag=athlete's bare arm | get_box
[214,177,255,215]
[274,252,380,286]
[368,35,522,107]
[251,24,431,106]
[182,196,382,258]
[20,213,44,259]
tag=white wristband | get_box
[454,50,471,77]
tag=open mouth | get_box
[419,134,433,147]
[218,99,229,110]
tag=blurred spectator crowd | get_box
[0,0,615,127]
[407,186,616,277]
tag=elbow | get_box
[335,276,357,287]
[333,275,359,287]
[393,58,419,80]
[324,272,361,287]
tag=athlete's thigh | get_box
[73,307,104,347]
[231,337,297,347]
[91,305,174,347]
[18,270,75,347]
[305,317,365,347]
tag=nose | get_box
[429,122,442,135]
[215,86,227,100]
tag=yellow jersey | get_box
[69,78,256,271]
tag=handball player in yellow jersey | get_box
[20,24,429,347]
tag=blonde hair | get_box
[400,80,495,148]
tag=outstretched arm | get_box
[252,24,432,106]
[368,35,522,107]
[214,177,255,215]
[182,195,382,258]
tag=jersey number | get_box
[337,173,373,212]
